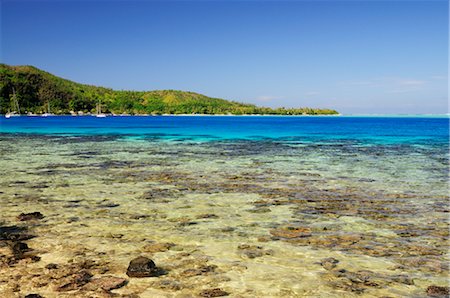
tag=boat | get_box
[5,88,21,118]
[41,102,54,117]
[5,111,20,118]
[95,101,106,118]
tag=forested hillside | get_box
[0,64,338,115]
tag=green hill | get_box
[0,64,338,115]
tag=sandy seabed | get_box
[0,134,448,297]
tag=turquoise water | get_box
[0,116,448,297]
[1,115,448,144]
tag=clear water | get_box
[1,115,448,144]
[0,116,448,297]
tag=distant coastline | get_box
[3,113,450,119]
[4,113,450,118]
[0,64,338,116]
[2,113,343,117]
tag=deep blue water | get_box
[0,115,449,146]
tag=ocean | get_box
[0,115,448,297]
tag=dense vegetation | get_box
[0,64,338,115]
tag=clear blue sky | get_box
[1,0,448,114]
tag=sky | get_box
[1,0,448,114]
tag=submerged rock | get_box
[320,257,339,270]
[257,236,272,242]
[105,233,124,239]
[56,270,93,292]
[126,256,160,277]
[141,189,179,201]
[180,265,217,277]
[220,227,235,233]
[97,202,120,208]
[18,212,44,221]
[85,276,128,291]
[142,242,174,253]
[31,255,41,262]
[237,244,274,259]
[130,214,151,220]
[11,241,31,259]
[328,277,365,294]
[45,263,58,270]
[426,285,450,297]
[0,225,34,241]
[199,288,229,297]
[151,279,183,291]
[390,274,414,285]
[326,268,406,292]
[270,226,312,239]
[196,213,219,219]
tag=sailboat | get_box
[95,101,106,118]
[5,87,21,118]
[42,101,54,117]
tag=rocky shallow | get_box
[0,135,448,297]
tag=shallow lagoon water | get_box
[0,116,448,297]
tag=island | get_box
[0,64,338,116]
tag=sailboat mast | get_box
[12,87,20,113]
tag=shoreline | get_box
[3,113,450,118]
[4,113,342,117]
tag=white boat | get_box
[5,88,21,118]
[42,102,54,117]
[5,112,21,118]
[95,101,106,118]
